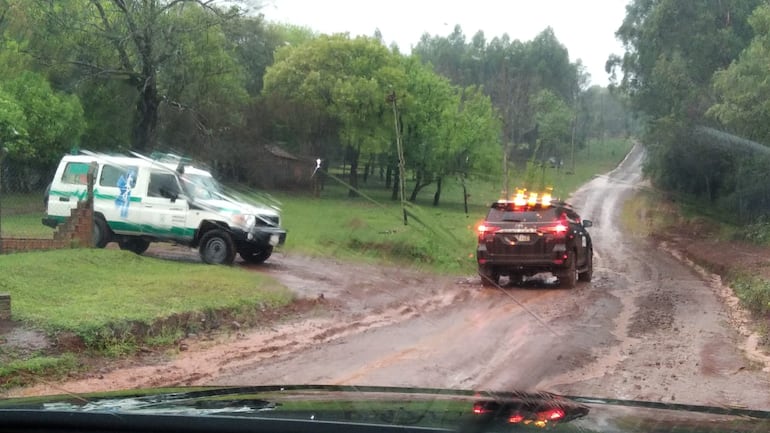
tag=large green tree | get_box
[18,0,249,151]
[414,26,588,164]
[263,34,406,196]
[709,3,770,144]
[608,0,761,198]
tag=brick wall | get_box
[0,166,95,254]
[0,293,10,320]
[0,199,94,254]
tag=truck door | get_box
[47,160,94,219]
[140,171,189,240]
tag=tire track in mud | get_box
[544,144,770,409]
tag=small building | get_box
[245,144,316,190]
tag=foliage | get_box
[264,34,405,194]
[0,354,79,390]
[0,71,84,162]
[15,0,248,151]
[610,0,768,222]
[709,4,770,144]
[729,274,770,316]
[532,89,573,160]
[412,25,626,167]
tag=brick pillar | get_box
[82,162,97,248]
[0,293,10,320]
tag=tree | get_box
[608,0,761,198]
[533,89,573,162]
[414,26,584,164]
[396,57,456,202]
[263,34,405,196]
[709,3,770,144]
[1,72,84,162]
[20,0,248,151]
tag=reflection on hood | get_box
[2,386,770,432]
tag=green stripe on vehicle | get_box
[107,221,195,238]
[50,189,142,203]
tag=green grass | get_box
[0,354,80,389]
[729,274,770,316]
[0,249,293,351]
[1,193,55,238]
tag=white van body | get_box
[43,153,286,265]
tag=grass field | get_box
[0,249,293,352]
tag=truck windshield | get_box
[486,205,558,223]
[183,174,223,200]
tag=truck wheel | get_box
[479,266,500,288]
[93,217,111,248]
[119,237,150,255]
[240,246,273,264]
[559,253,577,289]
[578,249,593,282]
[199,229,236,265]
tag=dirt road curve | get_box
[13,145,770,408]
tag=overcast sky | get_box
[259,1,630,87]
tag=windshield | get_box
[182,173,223,201]
[3,1,770,431]
[486,204,559,223]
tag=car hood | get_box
[196,197,279,218]
[1,385,768,432]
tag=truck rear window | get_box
[486,204,558,223]
[60,162,91,185]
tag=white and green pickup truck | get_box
[42,153,286,265]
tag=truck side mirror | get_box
[159,187,178,203]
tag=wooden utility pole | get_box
[388,91,407,225]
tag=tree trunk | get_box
[363,154,371,184]
[409,169,431,202]
[132,75,160,152]
[385,165,392,189]
[348,144,359,197]
[433,176,442,206]
[462,175,469,215]
[391,169,399,200]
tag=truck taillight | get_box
[542,215,569,237]
[477,224,500,238]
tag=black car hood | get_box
[1,385,769,432]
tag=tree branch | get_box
[90,0,135,75]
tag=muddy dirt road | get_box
[12,144,770,408]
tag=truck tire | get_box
[479,266,500,288]
[240,246,273,264]
[93,217,111,248]
[559,253,577,289]
[199,229,236,265]
[578,249,593,282]
[119,237,150,255]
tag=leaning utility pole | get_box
[388,91,408,225]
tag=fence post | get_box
[0,147,8,254]
[84,162,97,248]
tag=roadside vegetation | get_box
[622,189,770,320]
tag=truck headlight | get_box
[232,214,257,230]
